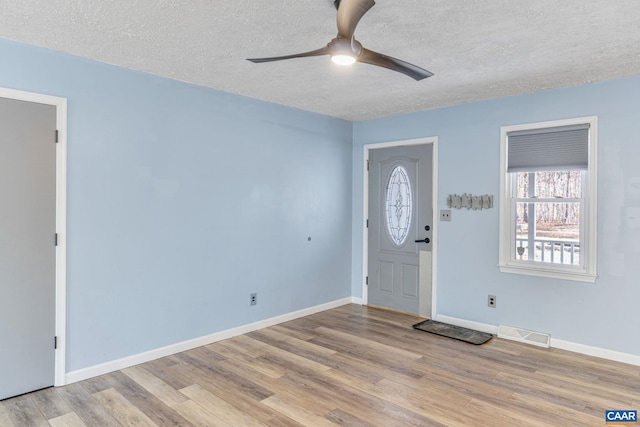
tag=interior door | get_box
[0,97,56,400]
[368,144,433,315]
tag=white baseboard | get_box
[434,314,640,367]
[65,297,353,385]
[550,338,640,366]
[351,296,364,305]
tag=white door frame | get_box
[1,87,67,387]
[362,136,438,318]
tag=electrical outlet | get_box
[250,293,257,306]
[488,295,496,308]
[440,209,452,221]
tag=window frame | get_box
[498,116,598,282]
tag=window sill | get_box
[499,264,597,283]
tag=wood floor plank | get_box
[325,313,437,352]
[217,358,338,416]
[309,332,426,379]
[247,328,340,372]
[352,305,424,328]
[230,331,384,386]
[263,414,306,427]
[252,327,338,357]
[30,387,73,421]
[181,348,334,425]
[168,361,289,425]
[207,340,287,379]
[147,354,182,370]
[122,365,189,408]
[2,397,49,427]
[464,397,554,427]
[56,383,121,427]
[274,368,441,427]
[180,384,266,427]
[313,326,424,361]
[252,337,334,375]
[382,356,571,427]
[320,352,386,383]
[532,368,635,408]
[410,354,523,401]
[48,412,88,427]
[411,356,592,423]
[0,400,17,427]
[494,371,594,412]
[506,393,602,426]
[261,395,338,427]
[314,312,434,351]
[142,357,197,391]
[223,334,271,356]
[409,341,532,380]
[172,399,231,427]
[268,324,316,342]
[80,374,114,395]
[84,370,193,426]
[92,387,158,427]
[174,347,274,402]
[326,369,471,427]
[324,408,376,427]
[247,338,340,376]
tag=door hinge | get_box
[55,130,59,143]
[366,219,369,228]
[366,160,370,171]
[54,336,58,349]
[54,233,58,246]
[366,276,369,285]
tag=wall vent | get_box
[497,325,550,348]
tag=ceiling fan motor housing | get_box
[328,37,363,58]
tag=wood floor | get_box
[1,305,638,426]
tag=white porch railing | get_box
[516,238,580,265]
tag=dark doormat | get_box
[413,320,493,345]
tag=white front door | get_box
[367,144,433,315]
[0,96,56,400]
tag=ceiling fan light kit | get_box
[329,37,361,65]
[247,0,433,81]
[331,54,356,66]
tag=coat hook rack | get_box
[447,193,493,210]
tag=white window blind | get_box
[507,124,589,172]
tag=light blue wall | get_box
[0,38,353,372]
[353,75,640,356]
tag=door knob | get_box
[415,238,430,244]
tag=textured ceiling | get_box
[1,0,639,120]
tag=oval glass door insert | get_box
[385,165,413,245]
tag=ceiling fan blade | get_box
[247,46,330,63]
[337,0,375,39]
[358,48,434,81]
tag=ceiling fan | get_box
[247,0,433,81]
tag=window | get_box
[385,165,413,246]
[499,117,598,282]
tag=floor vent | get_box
[497,325,550,348]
